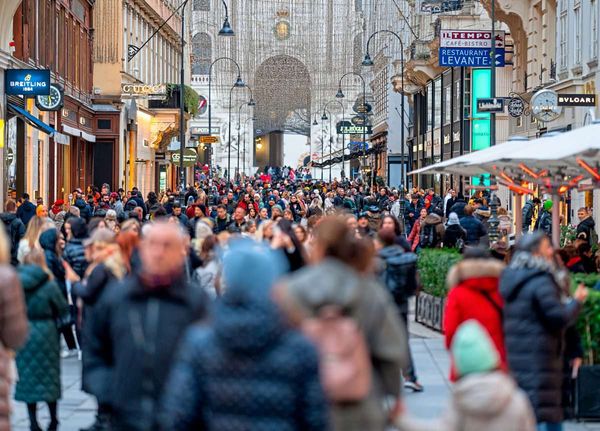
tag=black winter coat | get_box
[63,239,88,279]
[577,216,596,245]
[500,265,581,423]
[39,229,67,297]
[459,215,487,245]
[16,201,37,225]
[449,200,467,219]
[85,273,207,431]
[443,224,467,248]
[159,278,327,431]
[73,264,117,394]
[0,213,25,266]
[522,201,536,231]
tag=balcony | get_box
[191,75,209,86]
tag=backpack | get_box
[302,306,372,402]
[419,223,438,248]
[382,251,418,303]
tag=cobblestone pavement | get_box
[10,320,600,430]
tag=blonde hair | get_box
[0,224,11,265]
[23,216,50,248]
[94,242,127,280]
[22,248,53,278]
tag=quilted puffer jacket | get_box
[14,264,69,403]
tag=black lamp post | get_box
[207,56,244,183]
[336,72,367,181]
[362,29,406,190]
[227,84,247,184]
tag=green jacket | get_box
[15,264,69,403]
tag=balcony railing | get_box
[191,75,209,86]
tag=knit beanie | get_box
[447,212,460,226]
[543,200,553,212]
[451,320,500,377]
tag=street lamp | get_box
[337,72,367,181]
[208,57,244,182]
[218,0,235,36]
[363,29,406,190]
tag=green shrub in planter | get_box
[417,248,462,298]
[572,274,600,364]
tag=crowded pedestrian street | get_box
[2,0,600,431]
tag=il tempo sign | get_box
[440,30,505,49]
[5,69,51,96]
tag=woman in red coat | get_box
[443,249,507,381]
[407,208,428,252]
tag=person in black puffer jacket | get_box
[0,200,26,266]
[500,232,588,429]
[64,217,89,279]
[39,229,66,297]
[159,240,327,431]
[443,212,467,249]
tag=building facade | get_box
[7,0,94,205]
[93,0,187,196]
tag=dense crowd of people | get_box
[0,174,595,431]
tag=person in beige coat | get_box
[278,217,409,431]
[395,320,535,431]
[0,227,29,431]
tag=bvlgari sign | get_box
[121,84,167,99]
[557,94,596,107]
[476,98,505,113]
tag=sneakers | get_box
[404,380,424,392]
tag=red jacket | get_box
[443,258,507,381]
[407,218,422,251]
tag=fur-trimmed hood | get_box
[447,258,506,289]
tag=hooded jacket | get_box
[63,217,88,279]
[395,372,536,431]
[16,200,36,226]
[576,216,596,245]
[443,259,507,381]
[39,229,66,297]
[285,259,408,431]
[160,261,327,431]
[0,213,25,266]
[499,253,581,423]
[419,213,445,248]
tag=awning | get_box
[8,103,57,136]
[81,131,96,142]
[62,124,96,143]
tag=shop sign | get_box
[353,102,372,114]
[155,152,167,161]
[440,30,505,49]
[200,135,219,144]
[508,97,525,117]
[169,149,197,167]
[453,131,461,141]
[190,126,220,135]
[351,114,370,126]
[439,47,505,67]
[471,69,491,151]
[476,98,505,113]
[557,94,596,107]
[121,84,167,99]
[336,121,372,135]
[5,69,51,96]
[197,96,208,116]
[443,134,450,145]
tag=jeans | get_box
[399,310,417,382]
[537,423,563,431]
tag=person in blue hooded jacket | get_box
[159,240,328,431]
